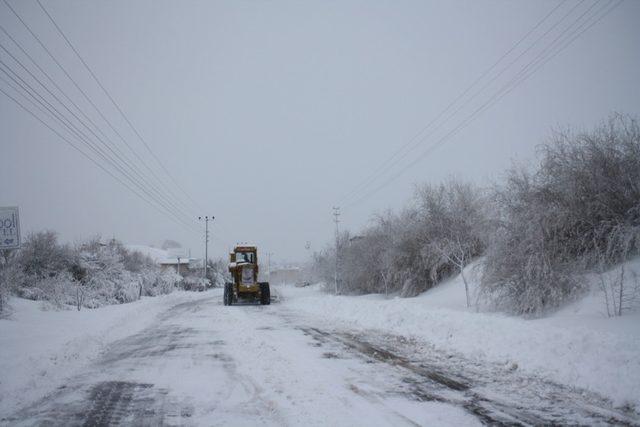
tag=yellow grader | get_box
[224,245,270,305]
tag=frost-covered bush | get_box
[151,269,181,296]
[313,114,639,315]
[0,271,10,316]
[480,167,578,314]
[313,179,487,297]
[411,180,486,298]
[78,238,180,305]
[482,114,640,315]
[206,258,229,288]
[181,275,209,291]
[114,273,143,303]
[121,248,155,273]
[16,231,74,283]
[1,232,181,310]
[33,272,76,309]
[79,238,127,306]
[0,250,22,316]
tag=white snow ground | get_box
[1,293,480,426]
[0,292,204,416]
[282,259,640,411]
[1,260,639,425]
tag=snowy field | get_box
[0,292,479,426]
[1,267,639,425]
[282,262,640,410]
[0,292,205,416]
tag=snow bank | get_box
[0,292,202,415]
[281,261,640,410]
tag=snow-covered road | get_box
[3,289,638,426]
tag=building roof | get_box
[159,258,190,265]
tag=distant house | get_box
[125,245,204,277]
[188,258,204,270]
[269,267,301,285]
[159,258,190,275]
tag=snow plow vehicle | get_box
[224,245,270,305]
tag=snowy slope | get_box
[281,260,640,410]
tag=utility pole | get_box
[333,206,340,295]
[198,216,214,280]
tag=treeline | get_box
[0,233,224,314]
[311,114,640,315]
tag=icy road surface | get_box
[4,289,639,426]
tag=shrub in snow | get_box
[0,250,22,316]
[33,272,76,310]
[597,263,640,317]
[114,273,142,304]
[312,179,486,298]
[482,114,640,315]
[153,269,181,296]
[417,180,486,303]
[1,232,182,310]
[181,275,209,291]
[79,238,127,306]
[16,231,74,281]
[206,258,229,287]
[0,276,9,316]
[121,248,155,273]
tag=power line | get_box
[337,0,569,204]
[35,0,206,215]
[0,82,199,233]
[341,0,585,206]
[0,43,196,227]
[0,55,199,233]
[501,0,621,99]
[344,0,622,209]
[0,72,199,234]
[344,1,610,209]
[1,0,200,221]
[0,23,194,222]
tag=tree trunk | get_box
[460,268,471,308]
[618,265,625,316]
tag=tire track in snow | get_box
[293,321,640,426]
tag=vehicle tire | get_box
[224,283,233,306]
[223,283,228,305]
[259,282,270,305]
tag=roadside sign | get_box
[0,206,21,250]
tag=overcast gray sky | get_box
[1,0,639,262]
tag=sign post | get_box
[0,206,21,250]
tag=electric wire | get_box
[343,0,623,209]
[0,71,199,234]
[337,0,569,204]
[344,0,615,209]
[0,42,196,226]
[2,0,201,221]
[0,23,189,220]
[35,0,206,215]
[340,0,585,206]
[0,80,199,233]
[0,55,200,233]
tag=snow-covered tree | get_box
[313,179,487,298]
[482,114,640,315]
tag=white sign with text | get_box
[0,206,21,250]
